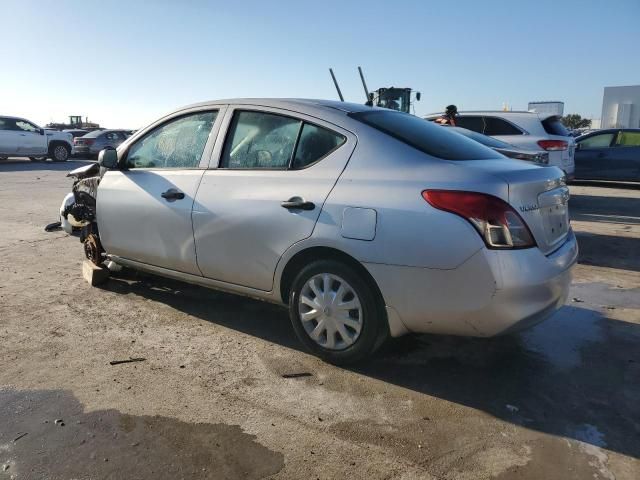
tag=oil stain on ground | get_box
[0,388,283,479]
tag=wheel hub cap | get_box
[298,273,363,351]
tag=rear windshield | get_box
[541,117,570,136]
[449,127,512,149]
[82,130,104,138]
[349,110,499,160]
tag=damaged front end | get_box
[60,163,105,266]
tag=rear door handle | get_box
[281,197,315,211]
[161,188,185,201]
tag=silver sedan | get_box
[92,99,577,364]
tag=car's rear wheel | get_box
[288,259,385,365]
[50,144,70,162]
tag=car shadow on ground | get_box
[576,231,640,272]
[570,193,640,225]
[102,272,640,461]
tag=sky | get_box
[1,0,638,129]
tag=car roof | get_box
[577,128,640,138]
[183,98,372,113]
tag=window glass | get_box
[221,111,301,169]
[126,111,216,169]
[0,118,11,130]
[292,123,345,169]
[578,133,614,149]
[541,117,570,136]
[455,116,484,133]
[449,127,512,148]
[615,131,640,147]
[15,120,38,133]
[350,110,499,160]
[483,117,522,136]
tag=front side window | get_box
[126,111,217,169]
[483,117,522,136]
[615,131,640,147]
[15,120,38,133]
[579,133,615,149]
[221,111,301,169]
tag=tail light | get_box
[422,190,536,249]
[537,140,567,151]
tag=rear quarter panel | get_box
[300,133,507,270]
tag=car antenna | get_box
[329,68,344,102]
[358,66,372,105]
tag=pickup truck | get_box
[0,116,74,161]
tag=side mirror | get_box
[416,92,421,101]
[575,143,581,150]
[39,128,45,135]
[98,148,118,169]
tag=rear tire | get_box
[288,259,386,365]
[50,143,70,162]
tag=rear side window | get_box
[541,117,570,136]
[578,133,614,149]
[615,131,640,147]
[292,123,345,169]
[221,111,346,169]
[483,117,522,136]
[455,116,484,133]
[350,110,499,160]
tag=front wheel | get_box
[288,260,386,365]
[50,144,70,162]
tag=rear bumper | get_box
[365,229,578,337]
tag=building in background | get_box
[528,101,564,116]
[601,85,640,128]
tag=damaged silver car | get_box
[75,99,577,364]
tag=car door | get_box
[609,130,640,181]
[192,106,355,291]
[97,108,225,275]
[14,119,47,155]
[0,117,18,155]
[574,131,617,180]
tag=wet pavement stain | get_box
[0,389,283,480]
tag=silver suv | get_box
[425,111,575,179]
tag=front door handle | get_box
[161,188,185,201]
[281,197,315,211]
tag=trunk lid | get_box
[464,160,570,254]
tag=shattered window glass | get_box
[126,111,217,169]
[221,111,301,169]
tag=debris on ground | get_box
[13,432,28,442]
[572,297,584,303]
[281,372,312,379]
[44,221,62,232]
[109,358,146,366]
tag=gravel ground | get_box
[0,159,639,480]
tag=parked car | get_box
[574,128,640,181]
[0,116,74,161]
[64,129,89,138]
[444,126,549,164]
[74,129,130,158]
[84,99,576,364]
[425,111,575,179]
